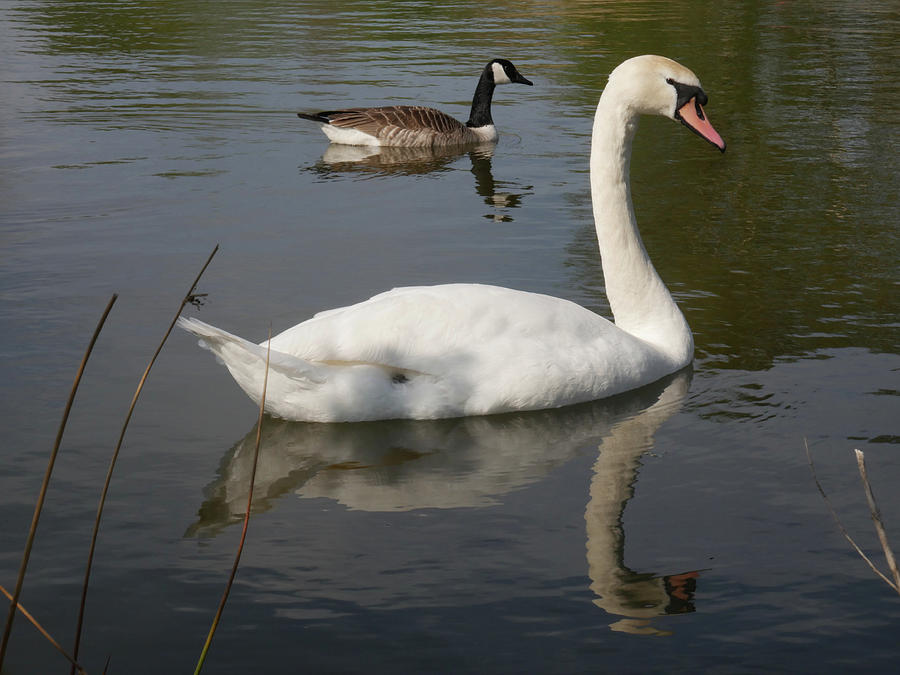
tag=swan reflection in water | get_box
[189,370,697,634]
[307,143,532,222]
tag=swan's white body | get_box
[181,55,724,422]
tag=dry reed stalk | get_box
[71,245,219,673]
[0,293,118,670]
[854,449,900,594]
[805,439,900,595]
[194,326,272,674]
[0,583,88,674]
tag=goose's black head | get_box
[467,59,533,128]
[487,59,533,86]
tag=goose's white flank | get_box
[182,55,725,422]
[297,59,533,147]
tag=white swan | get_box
[297,59,533,147]
[180,55,725,422]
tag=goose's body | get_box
[297,59,533,147]
[183,55,725,423]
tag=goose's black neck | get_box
[466,70,496,128]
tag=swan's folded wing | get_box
[267,284,615,377]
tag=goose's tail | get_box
[177,317,327,416]
[297,111,331,124]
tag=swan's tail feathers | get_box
[177,317,327,409]
[178,316,245,354]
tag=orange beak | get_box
[677,98,726,152]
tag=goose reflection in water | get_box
[306,143,532,222]
[468,145,532,223]
[189,370,698,634]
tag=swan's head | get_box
[607,55,725,152]
[487,59,534,87]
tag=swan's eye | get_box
[666,77,676,85]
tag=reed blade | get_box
[806,439,900,593]
[71,245,219,672]
[0,294,117,670]
[1,582,88,674]
[194,326,271,674]
[854,449,900,594]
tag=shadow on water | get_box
[188,368,698,635]
[304,142,533,221]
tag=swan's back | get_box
[272,284,600,369]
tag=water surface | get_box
[1,1,898,673]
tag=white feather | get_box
[320,125,381,146]
[491,61,512,85]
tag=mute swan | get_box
[180,55,725,422]
[297,59,533,147]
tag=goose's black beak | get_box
[515,74,534,86]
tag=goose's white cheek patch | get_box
[492,62,511,85]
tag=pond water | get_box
[1,0,898,672]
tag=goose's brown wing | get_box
[324,106,466,135]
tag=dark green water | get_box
[1,1,898,673]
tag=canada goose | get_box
[297,58,533,147]
[181,55,725,422]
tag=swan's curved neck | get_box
[466,74,495,128]
[590,91,692,362]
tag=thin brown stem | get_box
[194,326,271,675]
[0,583,88,674]
[71,246,219,672]
[805,439,900,593]
[0,294,117,670]
[854,449,900,595]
